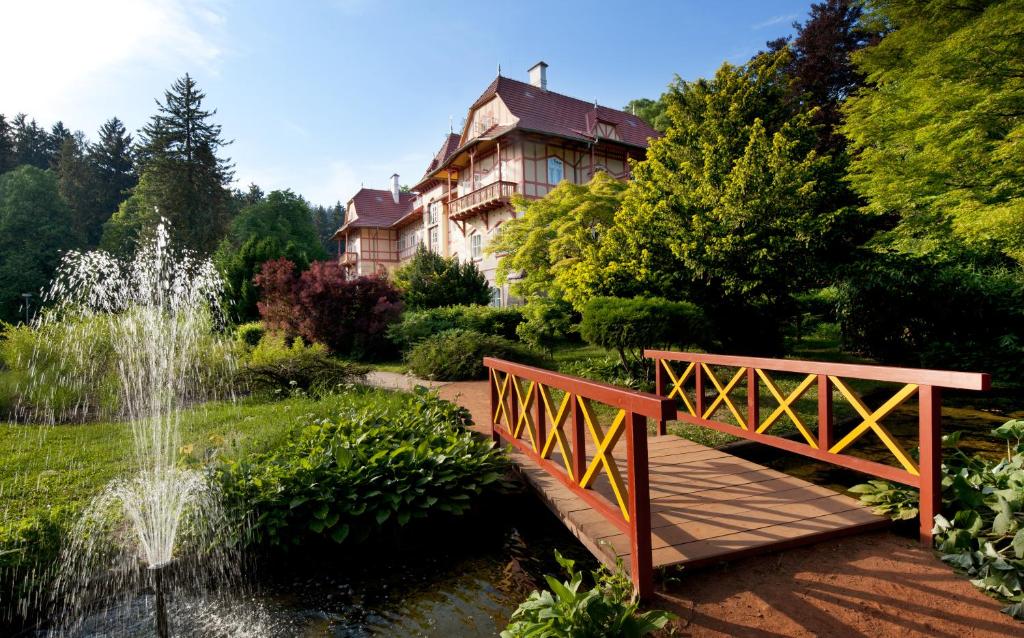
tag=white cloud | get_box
[0,0,227,122]
[751,14,797,30]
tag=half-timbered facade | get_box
[331,62,658,304]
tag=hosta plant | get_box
[501,551,673,638]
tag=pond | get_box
[27,491,593,638]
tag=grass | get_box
[0,390,393,524]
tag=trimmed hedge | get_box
[579,296,706,372]
[387,305,524,351]
[406,328,534,380]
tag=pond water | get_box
[27,492,593,638]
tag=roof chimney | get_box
[390,173,400,204]
[528,61,548,90]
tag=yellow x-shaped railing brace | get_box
[492,370,511,428]
[828,377,920,475]
[660,359,696,416]
[701,364,748,429]
[756,371,818,447]
[538,386,575,480]
[577,398,630,521]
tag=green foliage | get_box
[216,389,507,547]
[406,329,535,381]
[502,551,673,638]
[848,480,919,520]
[834,250,1024,376]
[215,235,312,322]
[557,355,647,392]
[236,332,367,398]
[596,49,861,354]
[104,74,232,254]
[842,0,1024,262]
[579,297,705,373]
[0,166,74,323]
[516,297,577,355]
[488,172,628,312]
[386,305,524,351]
[394,246,491,310]
[235,321,266,348]
[1,310,236,422]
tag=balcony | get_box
[448,181,517,220]
[340,251,358,266]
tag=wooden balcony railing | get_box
[339,251,357,266]
[485,357,674,597]
[645,350,991,543]
[448,181,517,220]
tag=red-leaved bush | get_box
[254,258,403,358]
[253,257,300,335]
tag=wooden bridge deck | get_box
[510,435,888,572]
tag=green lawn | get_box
[0,391,387,523]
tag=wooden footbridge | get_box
[484,352,990,597]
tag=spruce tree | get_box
[122,73,233,254]
[47,121,73,168]
[12,114,50,169]
[55,134,98,248]
[0,114,15,174]
[89,117,136,238]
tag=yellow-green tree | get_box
[842,0,1024,261]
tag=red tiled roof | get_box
[419,133,461,181]
[467,75,659,149]
[332,188,415,237]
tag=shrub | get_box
[217,389,507,547]
[235,321,266,348]
[502,551,673,638]
[579,297,706,374]
[406,328,535,381]
[835,251,1024,377]
[256,258,404,359]
[393,246,492,309]
[387,305,525,351]
[236,332,367,398]
[517,297,577,355]
[558,355,647,391]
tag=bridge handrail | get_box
[484,357,671,597]
[644,349,991,544]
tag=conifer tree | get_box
[107,74,233,254]
[88,117,136,237]
[12,114,50,169]
[0,115,14,174]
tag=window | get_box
[547,156,564,185]
[470,233,482,259]
[489,286,502,307]
[429,226,439,252]
[428,201,440,225]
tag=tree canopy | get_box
[0,166,74,322]
[842,0,1024,261]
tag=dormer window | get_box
[547,157,564,185]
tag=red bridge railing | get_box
[646,350,991,543]
[484,357,673,597]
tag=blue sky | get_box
[2,0,809,205]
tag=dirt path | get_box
[437,380,1021,637]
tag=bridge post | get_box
[626,411,653,599]
[918,385,941,544]
[570,395,587,482]
[489,369,500,444]
[654,359,667,435]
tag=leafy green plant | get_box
[516,297,577,355]
[405,328,536,381]
[386,305,524,351]
[217,389,507,547]
[502,551,673,638]
[847,480,919,520]
[236,332,366,398]
[393,246,492,310]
